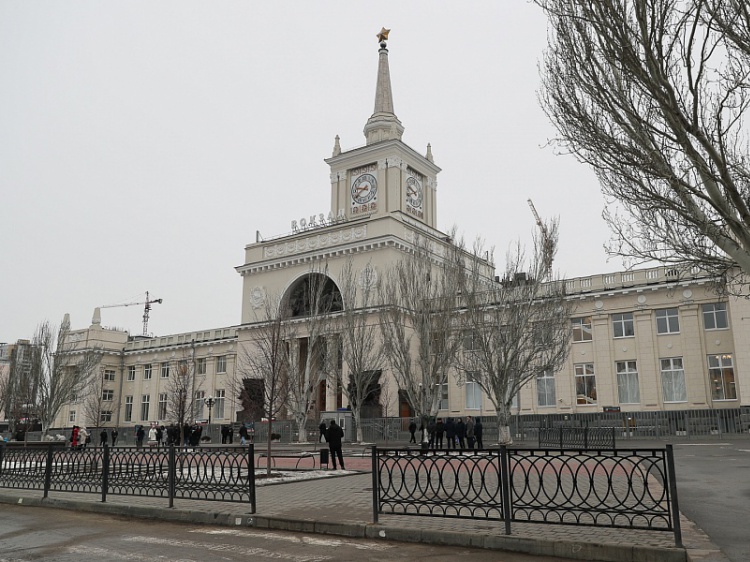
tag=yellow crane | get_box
[101,291,163,336]
[527,199,554,276]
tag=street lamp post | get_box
[204,396,216,426]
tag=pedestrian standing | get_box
[408,419,417,444]
[318,421,327,443]
[100,428,108,447]
[466,416,475,450]
[455,417,466,450]
[70,426,80,450]
[445,417,456,451]
[474,418,484,449]
[136,426,145,449]
[148,425,158,448]
[327,420,345,470]
[435,418,445,450]
[239,424,249,445]
[427,418,436,448]
[111,429,118,447]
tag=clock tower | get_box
[325,29,440,229]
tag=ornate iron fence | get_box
[372,446,682,547]
[0,443,256,510]
[538,426,616,448]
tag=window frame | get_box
[465,371,482,410]
[703,303,729,330]
[160,362,170,378]
[102,389,114,402]
[536,370,556,407]
[612,312,635,338]
[708,353,737,400]
[103,369,116,381]
[127,366,136,381]
[660,357,687,403]
[140,395,150,421]
[574,363,597,405]
[655,308,680,335]
[616,360,641,404]
[124,396,133,422]
[571,316,593,342]
[144,364,152,380]
[216,355,227,374]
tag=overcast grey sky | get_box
[0,1,623,343]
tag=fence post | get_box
[168,444,175,508]
[0,442,4,477]
[101,444,109,503]
[43,444,53,499]
[499,446,512,535]
[248,443,256,514]
[371,445,379,523]
[665,444,683,548]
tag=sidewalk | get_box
[0,465,727,562]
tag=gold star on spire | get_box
[376,27,390,42]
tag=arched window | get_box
[286,274,343,317]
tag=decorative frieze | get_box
[263,226,368,258]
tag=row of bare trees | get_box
[237,219,573,456]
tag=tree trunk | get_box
[352,406,363,443]
[496,405,513,445]
[294,412,308,442]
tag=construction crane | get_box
[101,291,163,337]
[527,199,554,276]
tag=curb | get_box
[0,493,687,562]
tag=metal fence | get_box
[0,443,256,510]
[371,446,682,547]
[538,426,616,448]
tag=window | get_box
[708,354,737,400]
[197,358,207,375]
[463,331,480,351]
[216,355,227,374]
[616,360,640,404]
[158,393,168,420]
[127,366,136,381]
[661,357,687,402]
[161,362,170,378]
[571,317,593,342]
[465,371,482,410]
[102,389,114,401]
[69,410,76,423]
[100,411,112,422]
[575,363,597,404]
[656,308,680,334]
[612,313,635,338]
[537,370,556,407]
[703,303,729,330]
[103,369,116,381]
[125,396,133,422]
[215,389,225,419]
[435,383,449,410]
[194,390,205,419]
[141,395,150,421]
[144,364,152,380]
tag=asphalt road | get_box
[0,504,581,562]
[672,439,750,562]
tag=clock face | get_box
[406,175,423,208]
[351,173,378,205]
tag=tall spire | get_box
[363,27,404,145]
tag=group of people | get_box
[70,426,119,449]
[409,416,484,450]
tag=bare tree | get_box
[31,319,102,434]
[330,259,386,442]
[537,0,750,287]
[237,293,292,474]
[166,352,201,431]
[284,263,339,442]
[3,342,36,434]
[460,222,572,444]
[82,370,106,428]
[379,230,467,444]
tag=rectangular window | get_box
[435,383,449,410]
[616,360,640,404]
[194,390,205,420]
[141,395,150,421]
[703,303,729,330]
[215,389,225,419]
[575,363,597,405]
[465,372,482,410]
[69,410,76,423]
[158,393,168,420]
[708,354,737,400]
[161,362,170,378]
[656,308,680,334]
[216,355,227,374]
[144,364,152,380]
[102,389,114,401]
[100,411,112,422]
[197,358,207,375]
[612,313,635,338]
[661,357,687,402]
[127,366,136,381]
[125,396,133,422]
[537,370,556,407]
[103,369,116,381]
[571,317,593,342]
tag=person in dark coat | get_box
[427,418,436,448]
[466,416,475,450]
[318,421,327,443]
[135,426,145,449]
[327,420,345,470]
[455,417,466,450]
[99,429,108,447]
[434,418,445,450]
[474,417,484,449]
[408,419,417,443]
[110,429,118,446]
[445,417,456,451]
[221,425,229,444]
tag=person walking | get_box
[445,417,456,451]
[435,418,445,450]
[111,428,118,447]
[474,417,484,449]
[70,426,80,450]
[408,419,417,444]
[239,424,249,445]
[135,426,145,449]
[466,416,475,450]
[318,421,327,443]
[99,428,108,447]
[327,420,345,470]
[148,425,158,448]
[79,427,90,449]
[455,417,466,450]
